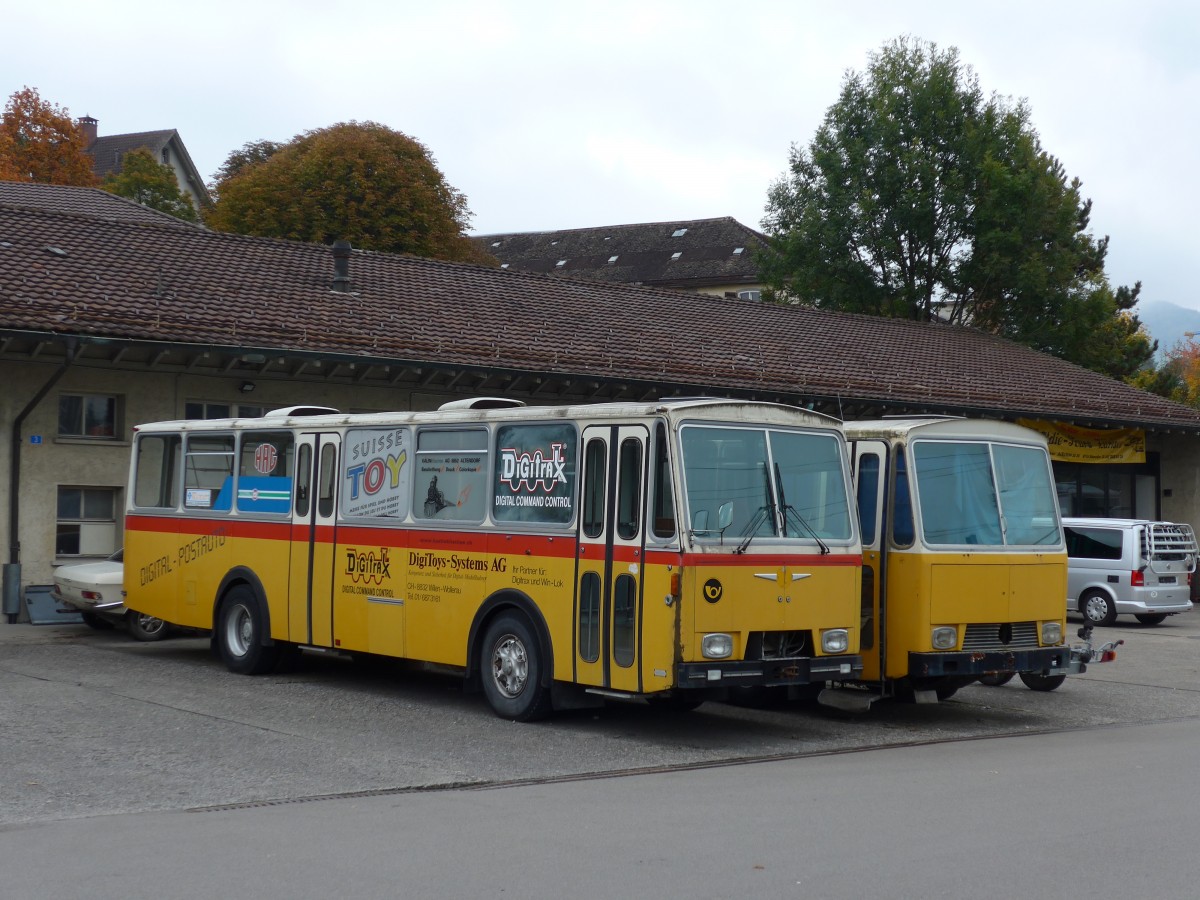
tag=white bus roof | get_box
[132,397,846,433]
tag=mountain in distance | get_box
[1136,299,1200,359]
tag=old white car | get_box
[51,550,169,641]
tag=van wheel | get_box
[1019,671,1067,692]
[1134,613,1167,625]
[1080,590,1118,626]
[480,612,552,721]
[216,586,281,675]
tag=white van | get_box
[1063,517,1197,625]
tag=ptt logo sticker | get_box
[703,578,723,603]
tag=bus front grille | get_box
[961,621,1040,651]
[745,631,811,660]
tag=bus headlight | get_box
[931,626,958,650]
[821,629,849,654]
[1041,622,1062,645]
[702,633,733,659]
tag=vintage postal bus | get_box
[123,399,863,720]
[841,417,1070,703]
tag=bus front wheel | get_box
[480,612,552,722]
[217,586,281,675]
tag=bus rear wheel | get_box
[480,612,552,722]
[217,586,281,675]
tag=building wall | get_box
[1153,432,1200,527]
[1,359,460,589]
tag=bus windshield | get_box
[911,440,1060,547]
[680,425,852,543]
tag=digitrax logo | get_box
[703,578,723,603]
[345,547,391,584]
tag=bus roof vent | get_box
[265,405,341,417]
[438,397,526,410]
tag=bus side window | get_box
[652,423,675,538]
[892,448,915,548]
[318,442,336,518]
[616,437,642,541]
[134,434,181,509]
[856,451,880,546]
[294,444,311,517]
[582,438,606,539]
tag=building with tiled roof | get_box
[474,217,768,298]
[79,116,212,210]
[3,184,1200,603]
[0,180,203,228]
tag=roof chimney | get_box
[78,115,98,147]
[331,240,352,292]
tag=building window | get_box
[737,290,762,301]
[672,228,688,237]
[185,401,264,420]
[670,252,682,260]
[58,393,120,439]
[56,486,118,556]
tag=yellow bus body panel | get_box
[872,550,1066,680]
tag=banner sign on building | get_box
[1017,419,1146,464]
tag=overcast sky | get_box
[6,1,1199,310]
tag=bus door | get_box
[575,424,649,694]
[289,432,340,647]
[853,440,887,681]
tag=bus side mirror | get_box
[717,502,734,531]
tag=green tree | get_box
[102,147,198,222]
[206,122,493,264]
[0,86,96,185]
[760,37,1153,381]
[207,139,283,199]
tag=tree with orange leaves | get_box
[0,87,96,186]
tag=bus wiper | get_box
[736,465,778,554]
[781,505,830,554]
[735,506,773,554]
[775,462,829,554]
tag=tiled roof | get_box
[473,217,767,288]
[88,130,178,178]
[0,180,202,228]
[86,129,212,206]
[3,197,1199,432]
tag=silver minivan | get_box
[1063,517,1197,625]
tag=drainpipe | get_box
[4,338,79,623]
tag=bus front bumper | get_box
[676,654,863,689]
[909,647,1072,678]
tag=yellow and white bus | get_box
[124,398,863,720]
[843,417,1070,702]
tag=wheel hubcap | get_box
[227,605,252,656]
[491,635,527,698]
